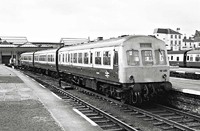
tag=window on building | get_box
[171,41,173,46]
[103,51,111,65]
[141,50,153,66]
[95,51,101,65]
[187,56,189,61]
[175,41,177,45]
[126,50,139,66]
[175,35,177,39]
[177,57,179,61]
[179,35,181,39]
[171,35,173,38]
[171,56,173,60]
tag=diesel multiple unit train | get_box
[20,35,172,104]
[168,49,200,68]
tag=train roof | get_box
[34,49,57,54]
[59,35,164,51]
[167,50,189,54]
[187,49,200,54]
[21,52,34,55]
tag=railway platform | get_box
[170,77,200,95]
[170,66,200,74]
[0,65,103,131]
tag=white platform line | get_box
[195,72,200,75]
[39,83,46,89]
[182,89,200,95]
[176,71,185,73]
[51,92,62,99]
[73,108,98,126]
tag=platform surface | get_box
[170,67,200,74]
[170,77,200,95]
[0,65,103,131]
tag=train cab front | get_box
[121,47,172,104]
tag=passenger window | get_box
[195,55,200,62]
[84,52,89,64]
[62,54,65,62]
[190,55,193,61]
[73,53,77,63]
[155,50,167,65]
[59,54,61,62]
[141,50,153,66]
[103,51,111,65]
[95,51,101,65]
[65,54,68,63]
[126,50,140,66]
[78,53,82,63]
[90,52,93,64]
[48,55,50,62]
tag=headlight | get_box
[129,75,135,83]
[162,74,167,81]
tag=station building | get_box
[153,28,182,51]
[0,36,63,65]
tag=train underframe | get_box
[21,65,172,105]
[60,72,172,105]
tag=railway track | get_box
[22,70,140,131]
[21,70,200,131]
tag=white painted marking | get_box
[182,89,200,95]
[176,71,185,73]
[31,78,36,81]
[39,83,46,89]
[51,92,62,99]
[195,72,200,75]
[73,108,98,126]
[26,75,29,77]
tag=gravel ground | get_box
[0,99,63,131]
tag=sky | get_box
[0,0,200,42]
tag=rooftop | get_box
[154,28,182,35]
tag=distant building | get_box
[153,28,182,51]
[182,36,194,50]
[0,36,63,65]
[193,30,200,49]
[60,38,89,46]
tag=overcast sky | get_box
[1,0,200,42]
